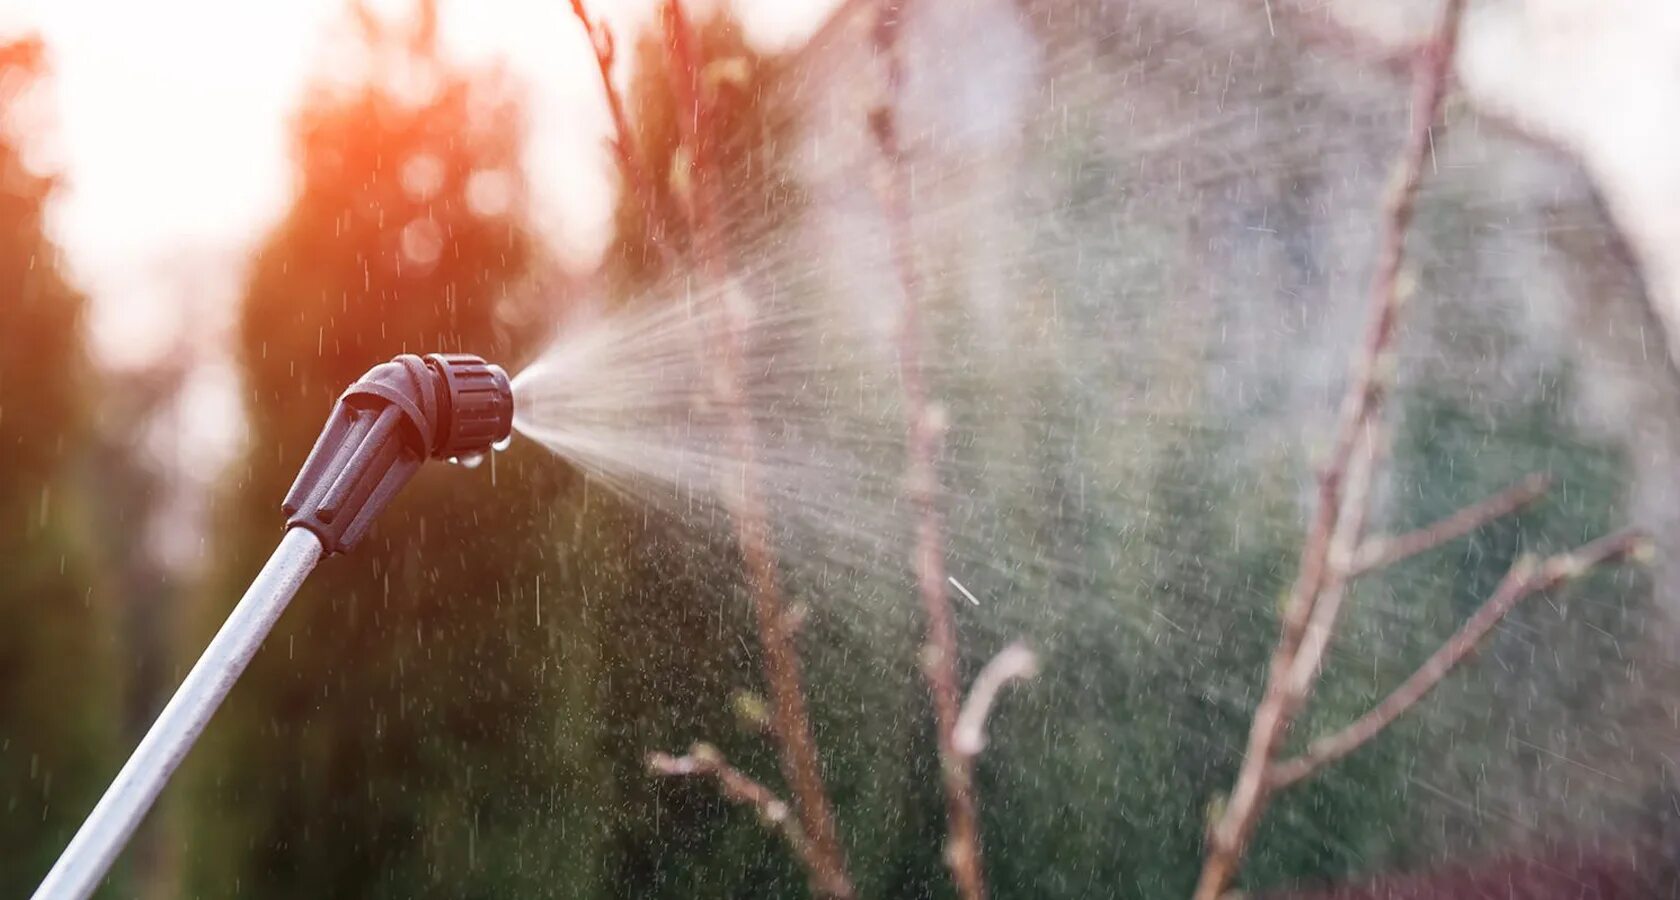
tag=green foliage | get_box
[0,36,119,892]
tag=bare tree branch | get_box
[566,0,671,267]
[654,4,854,897]
[1274,425,1381,707]
[1197,4,1647,895]
[863,2,992,898]
[1270,528,1647,789]
[650,744,809,860]
[1349,473,1552,576]
[953,643,1039,759]
[1195,4,1472,897]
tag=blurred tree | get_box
[178,6,611,897]
[0,35,120,893]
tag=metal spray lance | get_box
[32,353,514,900]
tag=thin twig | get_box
[566,0,670,266]
[865,2,991,899]
[657,4,854,897]
[1270,528,1646,788]
[1275,426,1381,707]
[660,1,725,253]
[953,643,1039,759]
[650,744,809,859]
[1194,4,1469,898]
[1349,473,1552,576]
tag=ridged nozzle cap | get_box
[426,353,513,458]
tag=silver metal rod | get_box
[33,527,324,900]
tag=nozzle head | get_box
[282,352,512,555]
[425,353,512,459]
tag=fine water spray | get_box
[33,353,515,900]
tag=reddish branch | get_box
[565,0,667,262]
[1199,2,1645,894]
[1188,1,1636,896]
[650,743,810,862]
[1270,528,1646,789]
[659,1,727,258]
[1349,473,1551,576]
[865,2,990,899]
[651,4,854,897]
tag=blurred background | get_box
[2,0,1680,897]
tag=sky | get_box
[0,0,839,369]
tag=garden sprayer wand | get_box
[32,353,513,900]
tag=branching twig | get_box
[655,4,854,897]
[953,643,1039,759]
[567,3,638,214]
[865,2,992,899]
[566,0,668,264]
[1194,3,1475,897]
[650,744,808,859]
[660,1,725,256]
[1270,528,1647,789]
[1198,3,1647,895]
[1273,426,1381,707]
[1349,473,1551,576]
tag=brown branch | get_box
[1350,473,1552,576]
[952,643,1039,759]
[865,2,988,900]
[660,1,725,255]
[1194,3,1469,898]
[650,743,809,859]
[566,0,669,266]
[656,4,854,898]
[1270,528,1646,789]
[1274,425,1381,707]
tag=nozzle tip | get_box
[426,353,513,459]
